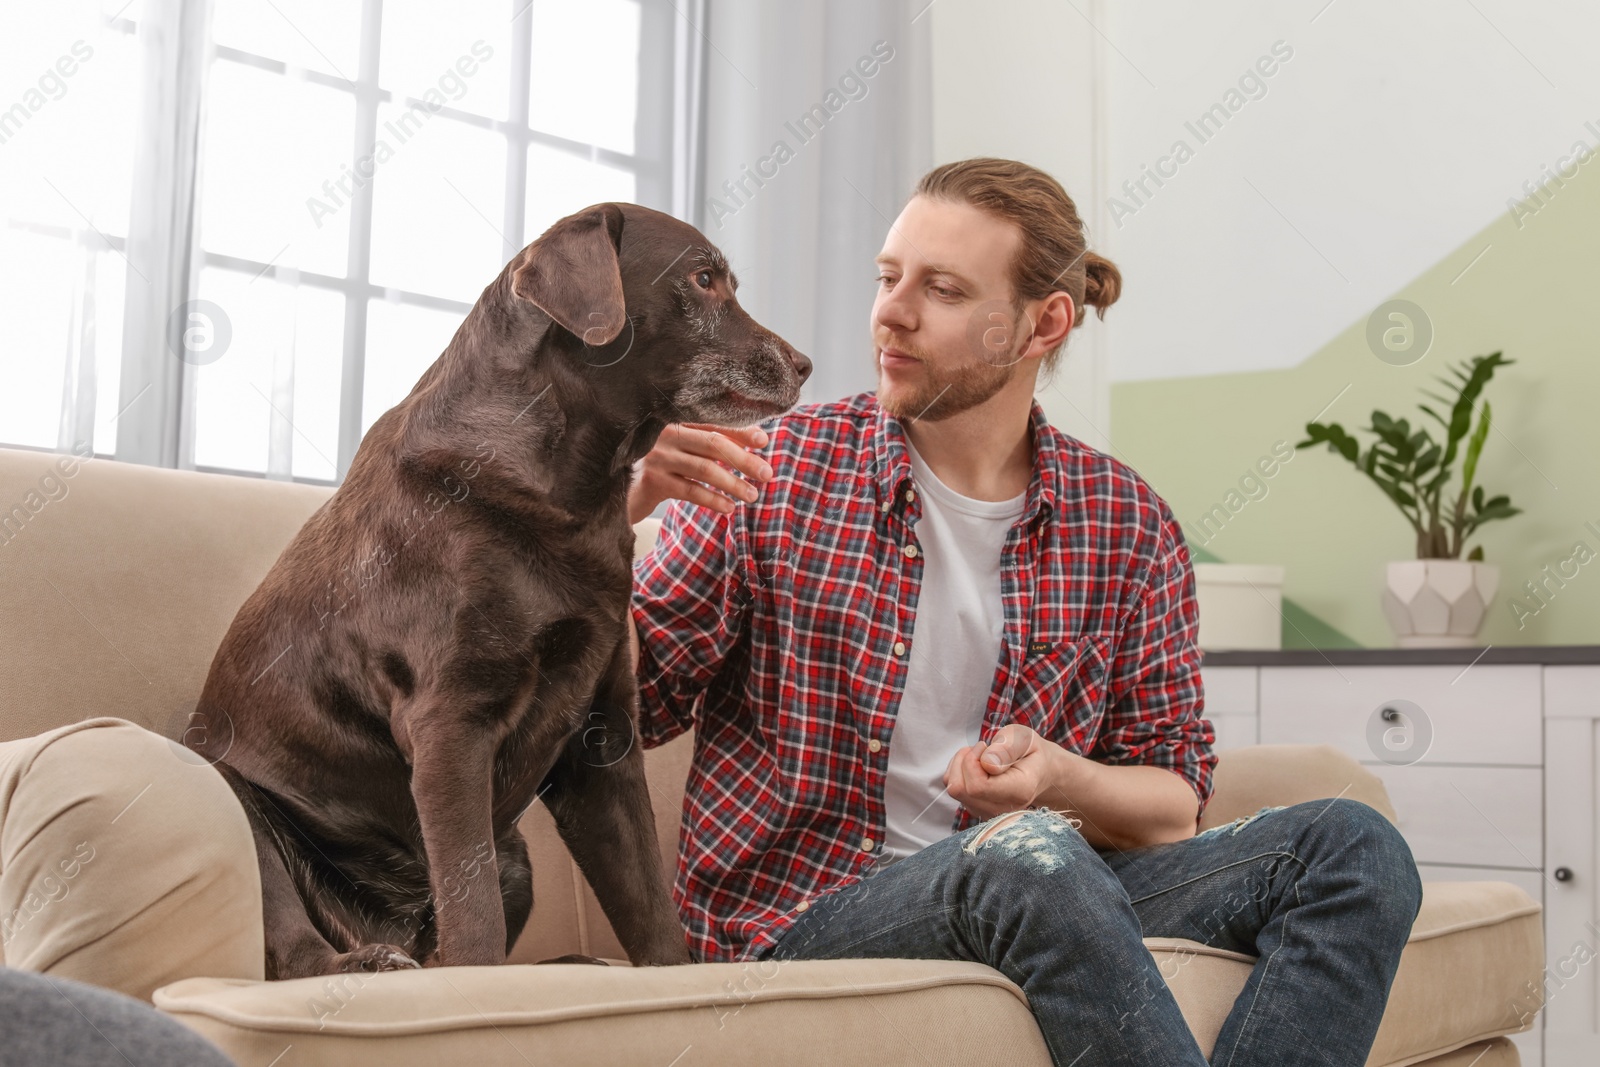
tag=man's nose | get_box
[872,286,915,334]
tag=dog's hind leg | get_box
[216,763,421,978]
[543,645,692,968]
[496,824,533,955]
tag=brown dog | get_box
[187,202,811,977]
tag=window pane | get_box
[528,0,639,154]
[0,25,138,237]
[0,231,75,449]
[211,0,361,81]
[368,107,505,302]
[380,0,510,122]
[200,60,355,277]
[361,299,463,438]
[525,142,636,243]
[289,285,345,481]
[192,266,345,478]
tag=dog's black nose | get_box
[785,347,813,382]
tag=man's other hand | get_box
[945,723,1055,822]
[629,423,774,524]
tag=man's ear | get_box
[511,202,627,347]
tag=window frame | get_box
[183,0,678,485]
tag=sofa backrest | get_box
[0,445,682,963]
[0,446,337,741]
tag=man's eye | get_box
[875,273,895,286]
[932,286,958,298]
[695,270,714,289]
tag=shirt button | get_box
[892,640,906,656]
[867,738,882,753]
[902,543,918,559]
[905,489,916,502]
[861,837,875,852]
[880,500,890,514]
[795,900,811,912]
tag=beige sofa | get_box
[0,444,1544,1066]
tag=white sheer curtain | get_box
[696,0,933,406]
[0,1,148,459]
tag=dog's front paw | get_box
[334,944,423,973]
[534,953,611,966]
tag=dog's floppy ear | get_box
[512,203,627,347]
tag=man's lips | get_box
[879,347,919,370]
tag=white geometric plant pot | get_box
[1381,560,1499,648]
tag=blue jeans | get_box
[756,798,1424,1067]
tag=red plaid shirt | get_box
[631,391,1216,964]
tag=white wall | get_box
[929,0,1113,451]
[1102,0,1600,382]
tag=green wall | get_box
[1111,170,1600,648]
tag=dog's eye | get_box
[695,270,714,290]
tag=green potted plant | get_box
[1296,351,1521,646]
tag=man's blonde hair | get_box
[914,157,1122,374]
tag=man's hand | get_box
[629,423,774,524]
[944,723,1055,822]
[945,722,1200,848]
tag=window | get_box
[1,0,685,486]
[191,0,674,483]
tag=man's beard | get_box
[879,355,1014,422]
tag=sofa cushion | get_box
[1366,881,1542,1065]
[155,958,1055,1067]
[155,878,1541,1067]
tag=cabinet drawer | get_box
[1259,665,1541,766]
[1202,666,1256,715]
[1371,765,1542,869]
[1207,713,1258,753]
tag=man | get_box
[626,157,1422,1067]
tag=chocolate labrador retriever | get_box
[187,202,810,978]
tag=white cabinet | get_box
[1200,651,1600,1067]
[1543,667,1600,1066]
[1202,665,1258,752]
[1258,665,1543,875]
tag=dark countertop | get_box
[1200,645,1600,666]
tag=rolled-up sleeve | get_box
[631,500,749,748]
[1087,511,1218,821]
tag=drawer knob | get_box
[1554,867,1574,883]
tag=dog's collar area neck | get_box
[609,416,665,477]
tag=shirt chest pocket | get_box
[1001,635,1111,743]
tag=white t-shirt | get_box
[880,436,1027,865]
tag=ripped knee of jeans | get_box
[1193,804,1287,840]
[961,807,1082,872]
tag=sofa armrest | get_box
[1199,743,1399,831]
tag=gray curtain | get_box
[696,0,933,407]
